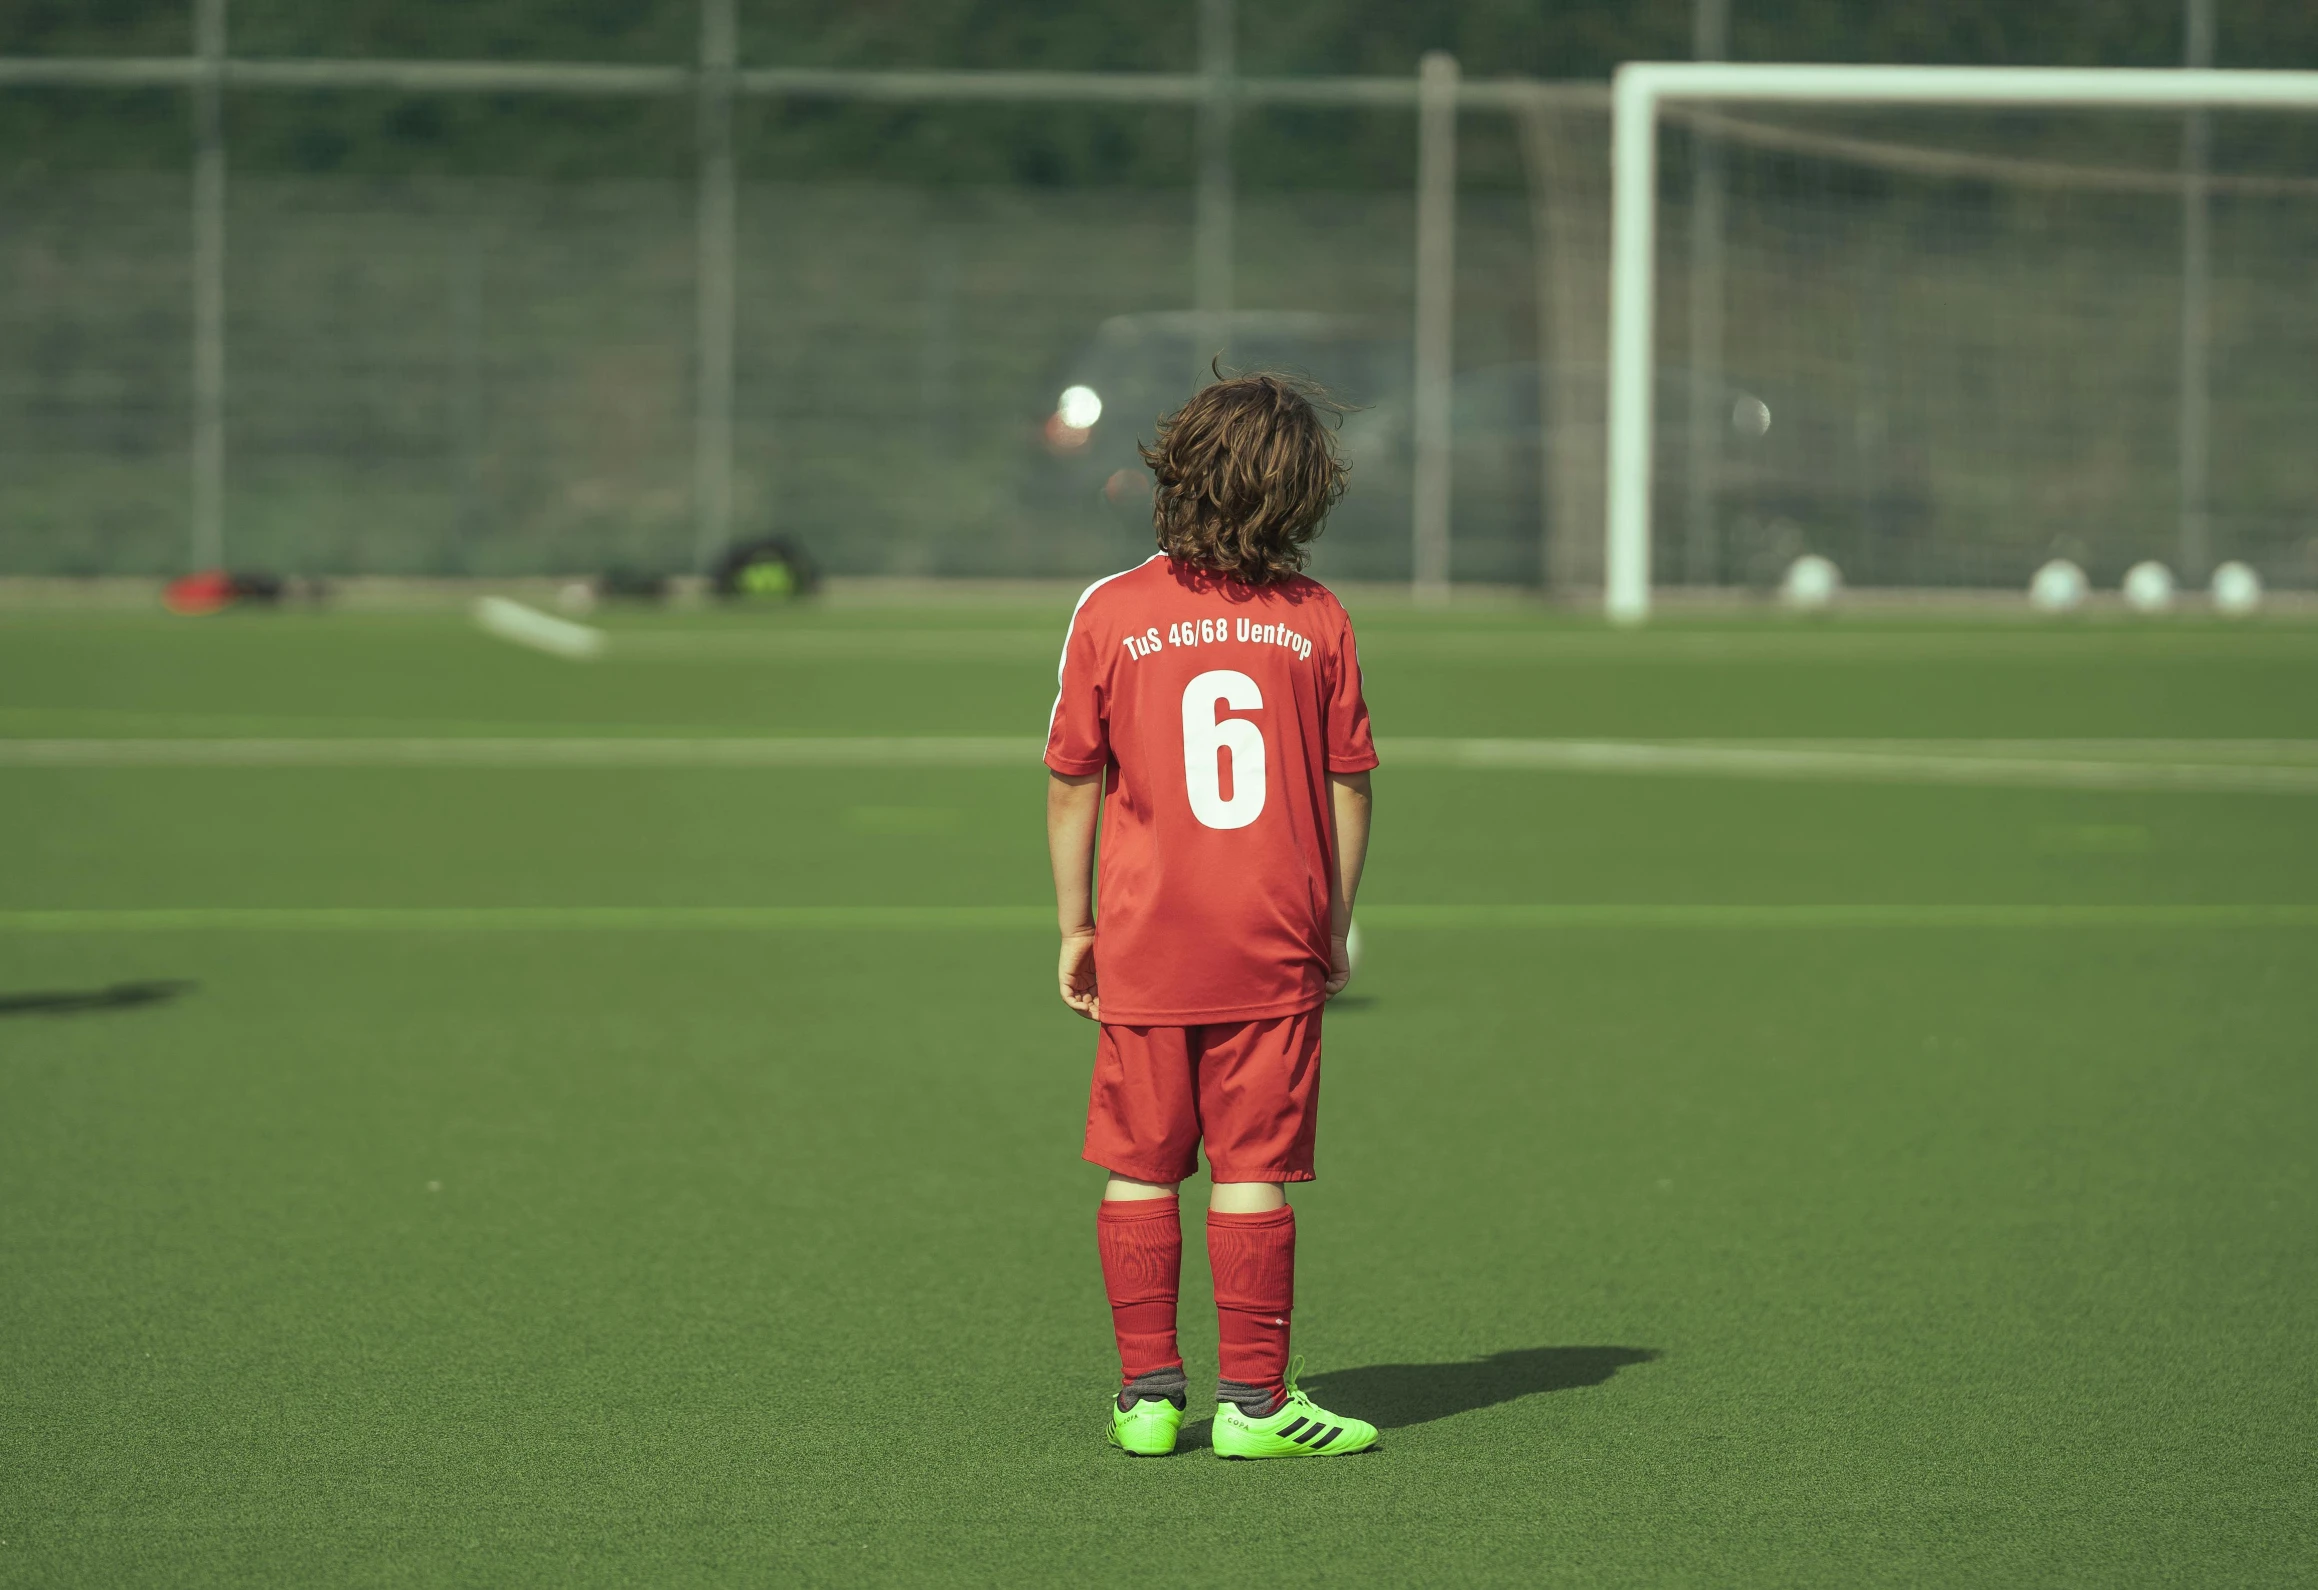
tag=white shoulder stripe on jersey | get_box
[1046,555,1165,744]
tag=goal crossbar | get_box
[1606,63,2318,622]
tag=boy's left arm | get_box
[1047,769,1105,1020]
[1326,770,1373,997]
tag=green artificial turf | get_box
[3,603,2316,1585]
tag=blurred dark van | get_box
[1028,311,1925,585]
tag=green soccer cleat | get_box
[1109,1394,1185,1457]
[1211,1358,1379,1459]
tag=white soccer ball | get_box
[2122,560,2176,614]
[2210,560,2262,616]
[555,580,598,615]
[1345,919,1363,974]
[1780,553,1841,611]
[2028,558,2088,613]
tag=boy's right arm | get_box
[1046,769,1105,1020]
[1325,770,1373,998]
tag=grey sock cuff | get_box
[1217,1377,1286,1418]
[1122,1367,1188,1409]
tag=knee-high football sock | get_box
[1097,1197,1184,1399]
[1208,1204,1296,1416]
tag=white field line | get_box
[2,903,2315,934]
[1382,739,2318,793]
[610,629,1055,660]
[0,736,1042,767]
[0,906,1051,933]
[1700,737,2318,766]
[5,735,2318,793]
[595,627,2318,664]
[473,597,605,660]
[1364,631,2318,662]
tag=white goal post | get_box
[1605,63,2318,623]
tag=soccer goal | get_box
[1603,63,2318,621]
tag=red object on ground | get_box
[1209,1204,1297,1400]
[164,570,237,615]
[1097,1196,1184,1384]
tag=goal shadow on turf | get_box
[0,980,195,1018]
[1177,1346,1659,1447]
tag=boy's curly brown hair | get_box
[1138,372,1348,586]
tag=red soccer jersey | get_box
[1044,554,1379,1025]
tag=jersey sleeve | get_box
[1324,610,1380,774]
[1043,601,1110,776]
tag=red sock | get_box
[1208,1205,1296,1403]
[1097,1197,1183,1384]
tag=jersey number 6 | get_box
[1181,669,1267,830]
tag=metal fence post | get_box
[449,224,485,570]
[1194,0,1235,386]
[1683,0,1730,586]
[190,0,226,571]
[2179,0,2215,581]
[920,225,960,458]
[1515,98,1555,590]
[1411,51,1458,604]
[693,0,738,574]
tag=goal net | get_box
[1596,66,2318,615]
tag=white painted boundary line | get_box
[473,596,604,660]
[1713,738,2318,765]
[6,736,2318,793]
[0,737,1042,768]
[611,629,1059,660]
[0,906,1050,933]
[594,628,2318,663]
[1372,903,2318,928]
[2,904,2314,934]
[1383,739,2318,794]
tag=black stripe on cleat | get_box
[1292,1424,1322,1444]
[1311,1426,1343,1449]
[1277,1417,1308,1439]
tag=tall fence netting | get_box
[3,89,2314,591]
[0,92,1542,585]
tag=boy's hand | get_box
[1325,931,1354,998]
[1058,927,1101,1021]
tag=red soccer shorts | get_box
[1083,1009,1323,1185]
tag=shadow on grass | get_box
[1303,1346,1659,1429]
[0,980,195,1018]
[1172,1345,1658,1449]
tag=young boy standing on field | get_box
[1044,374,1379,1459]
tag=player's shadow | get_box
[1302,1345,1658,1429]
[1174,1345,1657,1449]
[0,980,194,1018]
